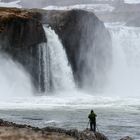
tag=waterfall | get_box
[39,26,75,93]
[0,53,33,98]
[106,24,140,96]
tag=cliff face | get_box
[0,7,46,92]
[0,7,112,92]
[0,7,45,48]
[41,9,112,88]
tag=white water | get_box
[41,26,75,92]
[38,42,50,92]
[105,24,140,96]
[0,54,33,98]
[0,23,140,140]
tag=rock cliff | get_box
[40,9,112,88]
[0,7,112,91]
[0,7,46,92]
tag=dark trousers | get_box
[90,121,96,132]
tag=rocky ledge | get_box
[0,119,108,140]
[0,7,46,48]
[0,119,133,140]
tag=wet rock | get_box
[120,136,133,140]
[39,9,112,88]
[0,7,46,92]
[78,129,108,140]
[0,8,112,92]
[0,7,46,48]
[43,127,109,140]
[0,119,109,140]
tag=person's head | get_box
[91,110,94,113]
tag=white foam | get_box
[43,4,114,12]
[0,54,33,98]
[0,0,21,8]
[124,0,140,4]
[0,90,139,111]
[105,24,140,96]
[43,26,75,91]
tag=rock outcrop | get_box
[0,7,46,92]
[0,7,112,92]
[120,136,133,140]
[0,119,108,140]
[0,7,45,48]
[40,9,112,88]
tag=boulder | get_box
[79,129,108,140]
[43,127,109,140]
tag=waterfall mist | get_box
[105,24,140,96]
[78,21,112,93]
[0,53,34,98]
[39,26,75,93]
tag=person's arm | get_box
[95,113,97,117]
[88,114,91,119]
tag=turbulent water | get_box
[0,1,140,137]
[106,23,140,96]
[0,54,33,98]
[43,26,75,91]
[0,24,140,140]
[38,26,75,93]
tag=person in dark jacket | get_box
[88,110,97,132]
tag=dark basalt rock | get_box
[40,9,112,88]
[0,7,112,92]
[0,119,108,140]
[0,7,46,92]
[0,119,134,140]
[0,7,46,48]
[120,136,133,140]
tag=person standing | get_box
[88,110,97,132]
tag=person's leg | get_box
[90,122,93,131]
[94,121,96,132]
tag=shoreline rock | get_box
[0,119,108,140]
[0,7,112,92]
[0,119,133,140]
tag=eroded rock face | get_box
[120,136,133,140]
[0,7,112,92]
[0,7,46,92]
[0,7,45,48]
[41,9,112,88]
[0,119,109,140]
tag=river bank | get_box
[0,119,108,140]
[0,119,133,140]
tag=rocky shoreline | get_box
[0,119,133,140]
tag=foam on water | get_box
[0,91,140,111]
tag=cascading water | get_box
[0,53,33,98]
[39,26,75,93]
[106,24,140,96]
